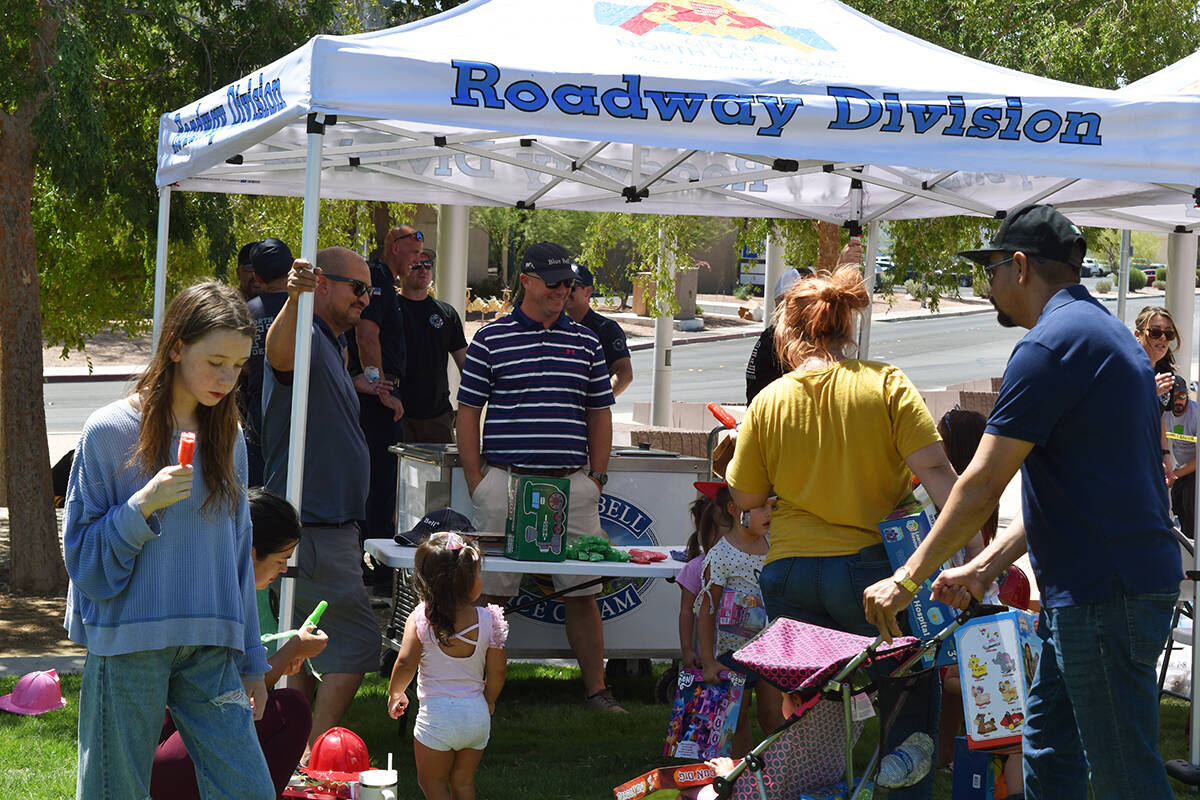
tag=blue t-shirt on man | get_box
[986,284,1182,607]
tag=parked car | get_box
[1146,263,1166,286]
[1081,257,1101,277]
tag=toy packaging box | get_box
[612,763,717,800]
[504,474,569,562]
[663,668,746,760]
[953,609,1041,750]
[878,492,958,667]
[950,736,1006,799]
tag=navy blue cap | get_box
[521,242,576,284]
[394,508,475,546]
[572,263,594,287]
[250,238,294,282]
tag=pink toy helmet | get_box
[301,726,370,781]
[0,669,67,715]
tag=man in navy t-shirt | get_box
[565,264,634,397]
[862,204,1181,800]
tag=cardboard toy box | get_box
[953,609,1041,750]
[504,474,570,562]
[879,492,959,667]
[663,668,746,760]
[950,736,1006,799]
[612,763,717,800]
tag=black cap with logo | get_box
[959,204,1086,268]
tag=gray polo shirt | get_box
[262,315,369,524]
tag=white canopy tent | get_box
[155,0,1200,633]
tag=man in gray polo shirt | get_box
[262,246,395,750]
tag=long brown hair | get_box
[1134,305,1178,373]
[773,266,869,370]
[685,485,735,560]
[414,532,483,645]
[937,409,998,543]
[129,282,253,516]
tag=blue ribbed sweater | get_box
[63,398,269,677]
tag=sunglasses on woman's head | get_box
[1144,327,1176,341]
[324,274,370,297]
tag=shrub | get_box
[1128,268,1147,292]
[971,272,989,298]
[1157,266,1169,286]
[732,284,754,300]
[695,305,704,316]
[1095,280,1112,294]
[904,279,925,298]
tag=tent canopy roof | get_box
[157,0,1200,231]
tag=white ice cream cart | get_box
[381,442,707,660]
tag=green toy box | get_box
[504,473,570,562]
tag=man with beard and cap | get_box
[262,247,397,753]
[236,242,261,301]
[457,241,624,712]
[862,204,1182,800]
[1165,374,1197,539]
[565,264,633,398]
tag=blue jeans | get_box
[77,645,274,800]
[760,551,940,800]
[1023,582,1177,800]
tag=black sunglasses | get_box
[1144,327,1177,341]
[537,276,576,290]
[397,231,423,242]
[412,260,434,270]
[324,274,370,297]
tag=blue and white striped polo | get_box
[457,306,615,470]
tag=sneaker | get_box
[585,688,628,714]
[876,732,934,788]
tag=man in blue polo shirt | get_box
[457,241,625,712]
[566,264,634,397]
[862,204,1182,799]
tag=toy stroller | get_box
[710,604,985,800]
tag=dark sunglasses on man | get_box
[324,273,370,297]
[540,277,575,290]
[413,260,434,271]
[397,231,423,242]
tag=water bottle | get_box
[364,366,380,384]
[876,731,934,788]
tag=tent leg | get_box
[152,188,172,351]
[858,225,880,360]
[438,204,470,405]
[763,231,785,322]
[278,113,326,644]
[1167,233,1196,371]
[1117,230,1131,324]
[650,240,675,427]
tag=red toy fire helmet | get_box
[998,564,1032,611]
[301,727,370,781]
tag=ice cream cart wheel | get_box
[605,658,653,683]
[655,663,680,704]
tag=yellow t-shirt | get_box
[726,360,940,563]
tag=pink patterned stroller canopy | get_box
[734,618,921,696]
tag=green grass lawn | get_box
[0,664,1193,799]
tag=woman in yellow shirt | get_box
[726,264,959,797]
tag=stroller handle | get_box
[707,403,738,429]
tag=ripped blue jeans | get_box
[77,645,274,800]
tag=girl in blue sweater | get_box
[64,282,275,799]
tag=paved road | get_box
[43,289,1195,432]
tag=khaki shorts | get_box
[471,464,604,598]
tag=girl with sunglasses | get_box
[1134,306,1180,486]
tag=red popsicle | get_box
[177,431,196,467]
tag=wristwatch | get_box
[892,566,920,594]
[587,470,609,487]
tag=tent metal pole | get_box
[151,188,171,351]
[1167,233,1196,372]
[650,230,674,427]
[278,113,326,643]
[1117,230,1131,324]
[858,224,880,359]
[1188,231,1200,769]
[763,229,784,323]
[437,204,470,409]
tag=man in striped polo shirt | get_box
[457,241,625,713]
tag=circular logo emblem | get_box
[429,313,444,329]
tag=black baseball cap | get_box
[250,238,294,282]
[394,508,475,546]
[959,204,1086,268]
[521,242,576,284]
[572,263,594,287]
[1172,374,1189,398]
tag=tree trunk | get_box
[371,202,392,255]
[816,221,842,270]
[0,10,67,596]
